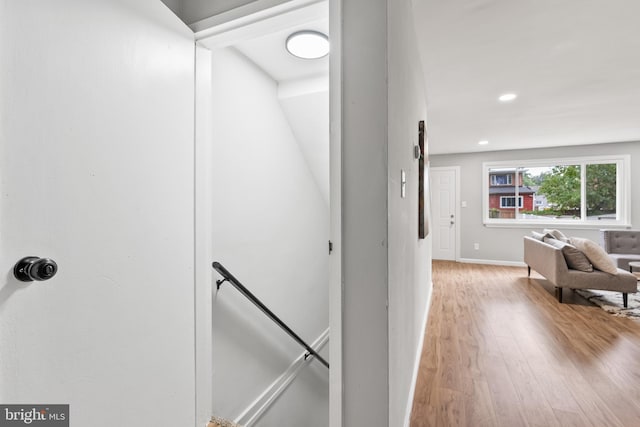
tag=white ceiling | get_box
[197,1,328,84]
[414,0,640,155]
[234,17,328,83]
[196,0,640,158]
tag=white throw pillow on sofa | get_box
[569,237,618,275]
[544,228,569,242]
[531,230,554,241]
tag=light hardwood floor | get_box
[410,260,640,427]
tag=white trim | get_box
[483,154,631,227]
[455,166,461,261]
[483,154,630,169]
[328,0,342,425]
[458,258,528,267]
[194,45,214,427]
[483,222,632,230]
[402,282,433,427]
[234,328,330,426]
[620,153,632,227]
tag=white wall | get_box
[257,361,330,427]
[0,1,196,426]
[340,0,389,423]
[328,1,343,424]
[431,141,640,263]
[339,0,432,425]
[387,0,432,425]
[279,89,330,206]
[209,48,329,425]
[195,45,215,426]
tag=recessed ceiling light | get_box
[478,140,489,145]
[286,31,329,59]
[498,93,517,102]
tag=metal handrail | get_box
[212,261,329,369]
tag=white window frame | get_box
[483,155,631,228]
[500,196,523,208]
[491,173,513,186]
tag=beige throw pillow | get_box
[543,237,593,272]
[569,237,618,275]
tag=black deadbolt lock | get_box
[14,257,58,282]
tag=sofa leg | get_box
[527,266,531,277]
[623,293,628,308]
[556,287,563,303]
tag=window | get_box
[500,196,523,208]
[483,155,630,226]
[491,174,513,186]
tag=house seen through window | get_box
[483,155,630,226]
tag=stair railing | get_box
[212,261,329,369]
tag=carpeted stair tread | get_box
[207,415,243,427]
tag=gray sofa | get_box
[524,236,637,306]
[601,229,640,270]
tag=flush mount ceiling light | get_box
[478,140,489,145]
[498,93,517,102]
[286,31,329,59]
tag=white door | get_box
[431,167,458,260]
[0,2,197,426]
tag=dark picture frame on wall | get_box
[418,120,428,239]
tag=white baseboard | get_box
[458,258,527,267]
[403,282,433,427]
[234,328,330,426]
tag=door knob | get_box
[13,257,58,282]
